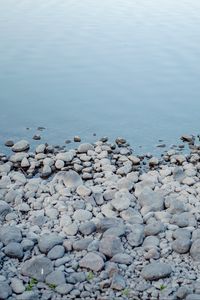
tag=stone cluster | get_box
[0,136,200,299]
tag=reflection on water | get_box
[0,0,200,152]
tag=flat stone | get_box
[141,262,172,280]
[21,256,53,281]
[12,140,30,152]
[45,270,65,286]
[79,252,104,271]
[111,253,132,264]
[4,242,24,259]
[99,235,124,257]
[0,225,22,245]
[38,233,63,253]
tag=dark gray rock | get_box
[21,256,53,281]
[141,262,172,280]
[4,242,24,259]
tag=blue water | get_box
[0,0,200,152]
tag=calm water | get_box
[0,0,200,153]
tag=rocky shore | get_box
[0,136,200,300]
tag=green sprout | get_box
[160,284,166,291]
[122,288,130,297]
[47,283,57,289]
[25,278,38,291]
[87,271,94,281]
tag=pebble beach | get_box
[0,135,200,300]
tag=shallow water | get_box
[0,0,200,153]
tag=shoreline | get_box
[0,136,200,299]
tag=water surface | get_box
[0,0,200,152]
